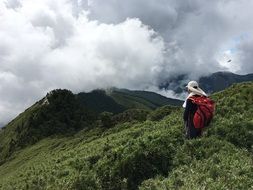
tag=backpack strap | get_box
[188,96,198,103]
[188,95,207,103]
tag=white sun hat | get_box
[186,81,207,97]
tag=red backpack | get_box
[188,96,215,129]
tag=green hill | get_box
[108,88,183,110]
[0,89,96,164]
[0,88,181,165]
[76,88,183,114]
[77,89,125,114]
[0,82,252,189]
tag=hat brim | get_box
[187,86,207,96]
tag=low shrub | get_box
[147,106,178,121]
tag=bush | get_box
[207,121,253,152]
[99,112,114,128]
[96,124,183,190]
[147,106,177,121]
[112,109,150,125]
[140,137,253,190]
[72,170,100,190]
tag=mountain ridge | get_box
[0,88,183,163]
[160,71,253,93]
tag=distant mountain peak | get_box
[160,71,253,94]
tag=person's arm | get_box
[183,99,193,121]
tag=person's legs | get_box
[185,121,203,139]
[188,122,202,139]
[196,129,203,138]
[185,122,190,139]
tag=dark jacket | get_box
[183,95,202,139]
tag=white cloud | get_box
[0,0,253,125]
[0,0,167,124]
[86,0,253,76]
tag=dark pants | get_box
[185,121,202,139]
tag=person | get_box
[183,81,207,139]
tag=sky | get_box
[0,0,253,125]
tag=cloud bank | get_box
[0,0,253,124]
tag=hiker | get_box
[183,81,214,139]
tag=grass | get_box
[0,82,252,189]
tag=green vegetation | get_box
[111,109,150,125]
[0,82,252,189]
[77,90,125,114]
[140,137,253,190]
[108,88,183,110]
[0,89,96,164]
[147,105,180,121]
[76,88,183,114]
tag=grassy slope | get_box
[77,90,125,114]
[0,82,252,189]
[108,89,183,110]
[75,88,183,113]
[0,88,182,165]
[0,102,42,164]
[140,82,253,190]
[109,91,156,110]
[0,89,97,164]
